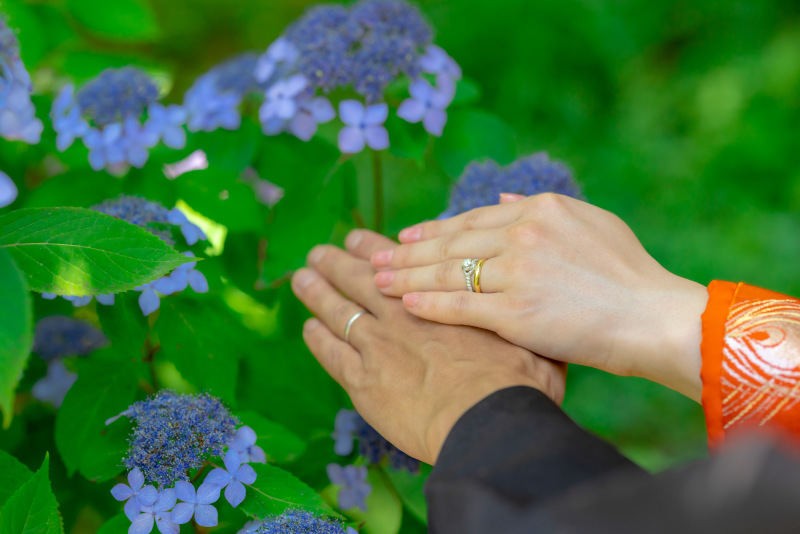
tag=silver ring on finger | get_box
[462,258,480,292]
[344,310,369,344]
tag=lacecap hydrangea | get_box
[244,510,357,534]
[51,67,187,174]
[0,15,43,144]
[441,152,584,218]
[108,391,265,533]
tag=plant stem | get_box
[372,150,383,233]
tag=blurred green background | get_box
[5,0,800,479]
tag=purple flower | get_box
[338,100,389,153]
[441,153,583,218]
[418,44,462,81]
[184,53,263,132]
[0,170,17,208]
[31,360,77,408]
[0,19,43,144]
[203,450,257,508]
[397,76,455,136]
[332,409,360,456]
[327,464,372,511]
[145,104,187,149]
[259,75,309,128]
[129,488,178,534]
[229,426,267,464]
[287,96,335,141]
[33,315,109,360]
[171,480,220,527]
[111,468,158,521]
[51,85,90,151]
[254,38,299,84]
[118,390,238,489]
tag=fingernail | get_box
[500,193,525,204]
[374,271,395,288]
[304,318,321,333]
[307,246,325,266]
[399,226,422,243]
[371,249,393,267]
[403,293,420,308]
[345,230,364,251]
[293,269,317,290]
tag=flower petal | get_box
[308,97,335,123]
[155,514,179,534]
[248,445,267,464]
[397,99,426,124]
[338,100,364,125]
[111,483,134,502]
[224,449,242,473]
[288,112,317,141]
[194,504,219,527]
[338,127,365,154]
[204,468,231,488]
[174,481,196,503]
[129,513,155,534]
[326,463,346,485]
[423,109,447,137]
[196,482,222,504]
[235,463,257,485]
[128,468,145,491]
[364,103,388,125]
[0,171,18,208]
[234,426,257,448]
[154,488,177,512]
[224,480,246,508]
[188,270,208,293]
[124,498,142,521]
[138,486,158,508]
[170,503,194,525]
[138,288,160,316]
[364,126,389,151]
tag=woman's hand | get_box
[291,231,566,465]
[368,193,709,401]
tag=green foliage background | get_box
[2,0,800,531]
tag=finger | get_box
[371,229,504,270]
[292,268,377,347]
[397,202,522,244]
[375,257,505,296]
[307,245,383,311]
[302,318,364,388]
[401,291,506,332]
[345,229,398,260]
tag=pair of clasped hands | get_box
[291,193,710,465]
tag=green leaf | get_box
[54,359,137,478]
[173,167,263,232]
[452,78,482,106]
[386,115,429,163]
[383,464,432,525]
[236,411,307,464]
[97,293,149,360]
[0,207,191,296]
[0,454,63,534]
[157,297,242,403]
[0,250,32,429]
[0,449,33,508]
[241,463,336,519]
[96,514,129,534]
[65,0,161,42]
[434,109,517,178]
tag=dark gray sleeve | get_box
[425,385,800,534]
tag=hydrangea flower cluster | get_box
[0,16,43,144]
[108,391,265,533]
[51,67,187,173]
[333,409,420,473]
[441,152,584,218]
[242,510,357,534]
[30,316,109,408]
[40,196,208,315]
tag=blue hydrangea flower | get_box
[441,152,584,218]
[0,169,17,208]
[112,390,238,489]
[171,480,220,527]
[254,38,299,85]
[238,519,260,534]
[251,510,357,534]
[203,450,257,508]
[111,467,159,521]
[0,17,43,144]
[31,360,77,408]
[229,425,266,464]
[137,251,209,316]
[259,74,308,125]
[418,44,462,81]
[129,488,178,534]
[332,409,419,473]
[326,464,371,511]
[33,315,109,360]
[397,75,455,136]
[52,67,185,173]
[338,100,389,153]
[184,53,264,132]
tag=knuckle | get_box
[461,209,482,231]
[452,292,472,313]
[437,234,458,259]
[532,192,564,213]
[333,301,355,327]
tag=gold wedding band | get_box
[474,259,486,293]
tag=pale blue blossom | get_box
[129,488,178,534]
[254,37,299,84]
[0,18,43,144]
[110,467,158,521]
[171,480,220,527]
[203,450,257,508]
[397,75,455,136]
[229,426,266,464]
[31,360,77,408]
[338,100,389,153]
[418,44,462,81]
[327,464,371,511]
[51,85,89,151]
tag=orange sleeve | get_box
[701,281,800,449]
